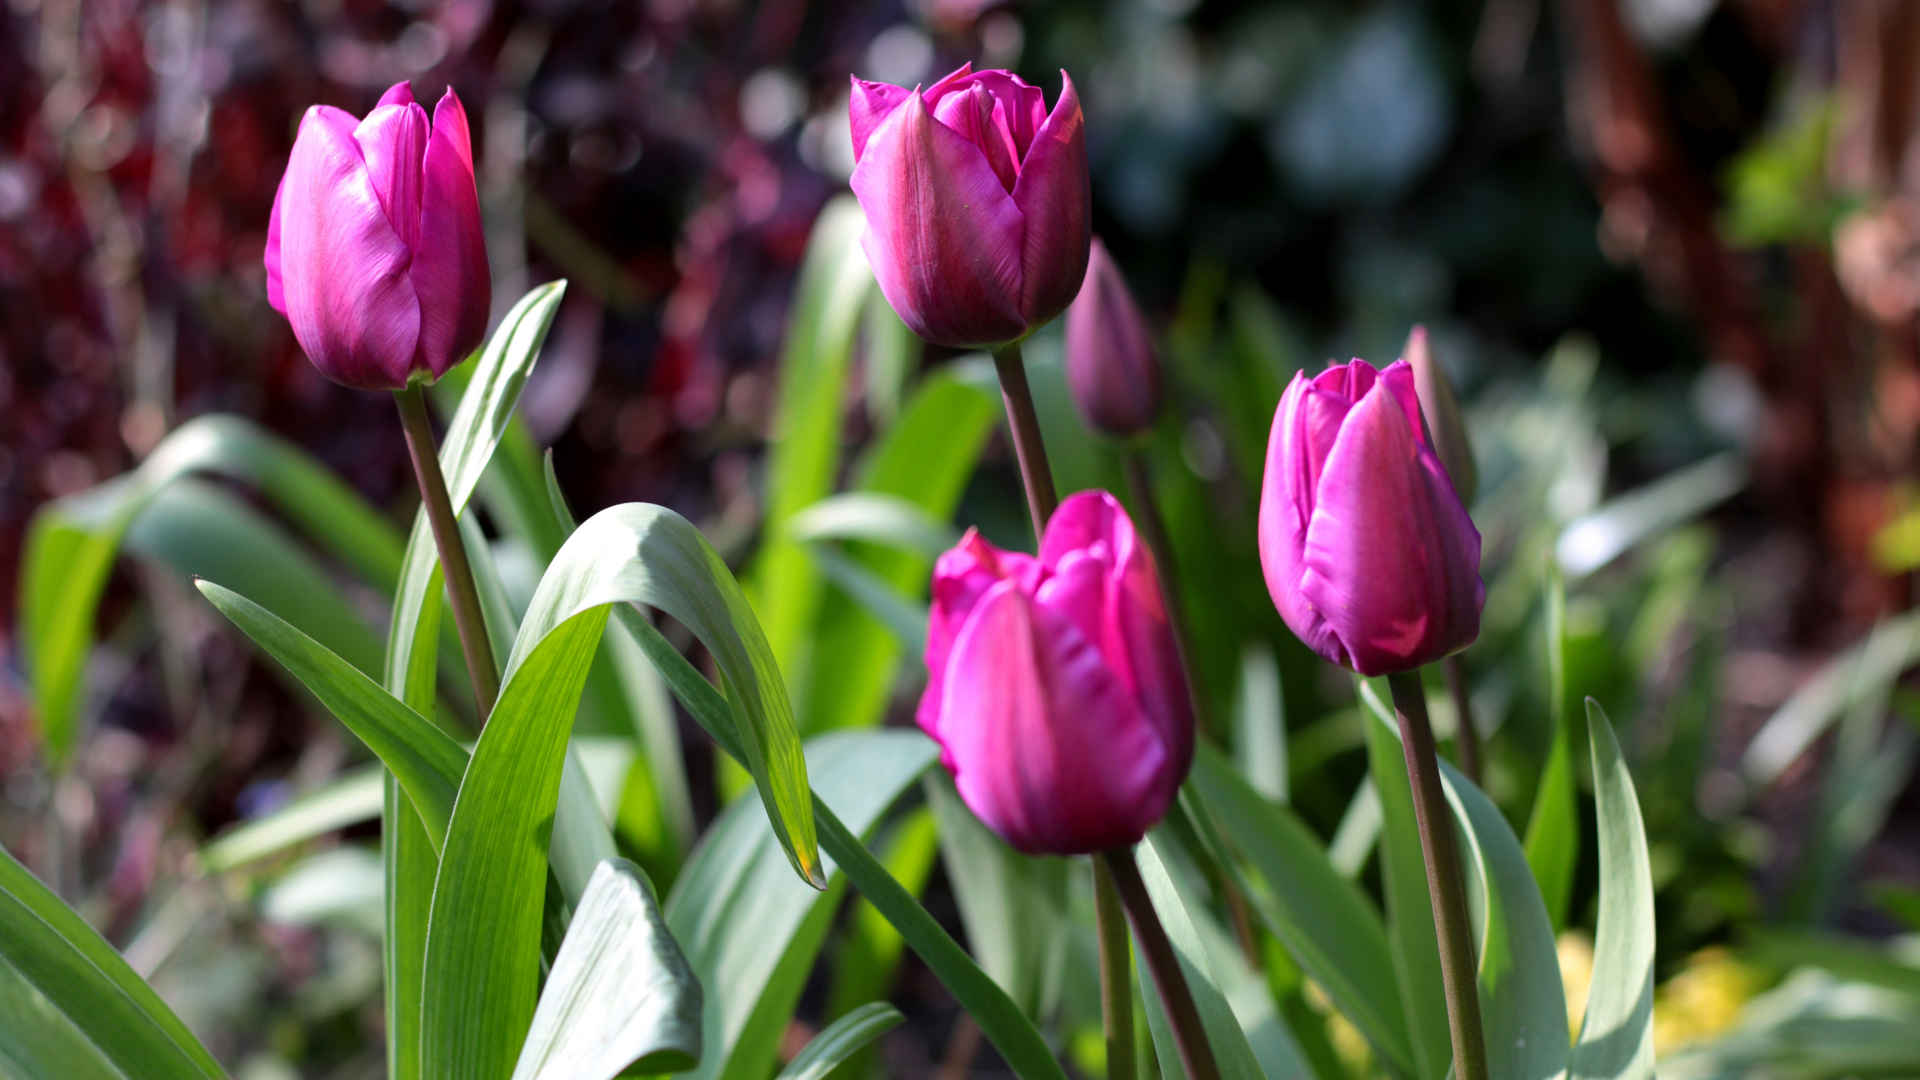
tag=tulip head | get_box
[1066,237,1161,437]
[849,63,1090,348]
[1258,358,1484,676]
[919,491,1193,855]
[1403,326,1477,505]
[266,81,490,391]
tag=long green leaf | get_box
[512,858,701,1080]
[751,196,874,702]
[0,846,225,1079]
[1571,701,1655,1080]
[1524,571,1578,931]
[1363,703,1451,1080]
[196,581,464,846]
[21,414,406,759]
[1135,836,1300,1080]
[1189,744,1414,1072]
[667,732,931,1080]
[0,958,125,1080]
[198,765,384,872]
[420,503,821,1080]
[774,1003,904,1080]
[625,621,1069,1080]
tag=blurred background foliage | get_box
[5,0,1920,1076]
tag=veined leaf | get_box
[1524,571,1578,931]
[1189,744,1413,1072]
[0,958,124,1080]
[1570,701,1655,1080]
[774,1002,903,1080]
[0,845,225,1079]
[512,858,701,1080]
[419,503,820,1079]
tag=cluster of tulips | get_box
[267,65,1491,1080]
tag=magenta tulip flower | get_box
[266,81,490,391]
[1066,237,1160,437]
[849,63,1090,348]
[1259,358,1484,676]
[918,491,1193,855]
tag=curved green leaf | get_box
[513,858,701,1080]
[0,958,125,1080]
[0,845,225,1079]
[1524,572,1578,931]
[775,1003,904,1080]
[20,414,405,760]
[198,765,384,873]
[419,502,820,1080]
[1571,701,1655,1080]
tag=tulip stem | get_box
[1099,848,1222,1080]
[1386,669,1488,1080]
[1092,856,1138,1080]
[394,384,500,715]
[990,342,1060,534]
[1444,654,1482,784]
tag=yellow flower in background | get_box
[1652,947,1763,1054]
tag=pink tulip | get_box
[1259,358,1484,676]
[849,63,1090,348]
[266,82,490,391]
[1066,237,1160,436]
[919,491,1192,855]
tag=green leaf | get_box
[195,580,465,847]
[775,1003,904,1080]
[420,502,821,1080]
[20,414,406,761]
[1362,696,1451,1080]
[0,958,124,1080]
[1188,744,1413,1073]
[512,858,701,1080]
[926,774,1070,1018]
[0,845,225,1079]
[1555,452,1745,579]
[1742,610,1920,788]
[787,493,960,558]
[1133,836,1291,1080]
[797,371,998,732]
[383,780,436,1080]
[821,808,939,1069]
[668,732,934,1080]
[198,765,384,872]
[1524,572,1578,932]
[751,196,875,701]
[1360,687,1572,1080]
[1571,700,1655,1080]
[633,633,1068,1080]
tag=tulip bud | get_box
[848,63,1090,348]
[1066,237,1161,436]
[266,82,490,391]
[919,491,1193,854]
[1403,326,1477,505]
[1258,358,1484,676]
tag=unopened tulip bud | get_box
[1066,237,1161,436]
[919,491,1193,854]
[1258,358,1484,676]
[266,82,490,390]
[848,63,1090,348]
[1404,326,1476,505]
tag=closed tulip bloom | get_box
[919,491,1193,855]
[266,81,490,390]
[1403,326,1477,505]
[1066,237,1160,436]
[849,63,1090,348]
[1258,358,1484,676]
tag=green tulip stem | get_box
[990,342,1061,533]
[1100,847,1223,1080]
[394,383,500,716]
[1092,855,1138,1080]
[1444,654,1482,783]
[1386,669,1488,1080]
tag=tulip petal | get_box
[917,531,1037,749]
[411,89,491,377]
[276,105,421,389]
[1376,359,1427,447]
[932,84,1019,192]
[1065,237,1160,434]
[1260,373,1340,664]
[1009,71,1090,326]
[849,77,914,163]
[964,69,1048,156]
[850,89,1027,346]
[1298,383,1482,674]
[377,81,415,108]
[354,100,430,251]
[264,172,287,313]
[938,581,1173,854]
